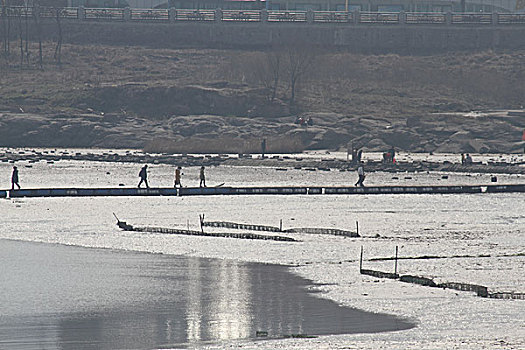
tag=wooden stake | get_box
[356,221,359,236]
[395,245,399,275]
[360,246,363,272]
[199,214,205,233]
[279,219,283,231]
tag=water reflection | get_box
[0,240,413,350]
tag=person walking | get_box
[261,138,266,158]
[390,147,396,163]
[11,166,20,190]
[174,166,182,188]
[199,166,206,188]
[355,162,366,187]
[138,165,149,188]
[357,149,363,162]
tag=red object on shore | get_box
[522,129,525,141]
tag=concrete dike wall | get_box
[3,13,525,53]
[39,21,525,53]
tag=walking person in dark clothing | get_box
[357,149,363,162]
[138,165,149,188]
[354,162,366,187]
[351,148,358,164]
[389,147,396,163]
[11,166,20,190]
[261,138,266,158]
[174,166,182,188]
[199,166,206,188]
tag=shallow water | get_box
[0,240,412,350]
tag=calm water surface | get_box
[0,240,412,350]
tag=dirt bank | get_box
[0,44,524,152]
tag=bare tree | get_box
[24,4,29,64]
[16,7,22,67]
[2,1,12,59]
[285,45,316,105]
[33,4,43,69]
[54,8,62,65]
[254,50,282,101]
[1,4,5,59]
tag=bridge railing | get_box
[222,10,261,22]
[40,7,79,19]
[452,13,493,24]
[267,10,307,22]
[174,9,215,21]
[406,12,446,24]
[3,6,33,17]
[497,13,525,24]
[359,12,399,24]
[2,6,525,26]
[313,11,353,23]
[84,7,125,21]
[131,8,169,21]
[3,6,79,19]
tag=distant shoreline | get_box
[1,148,524,175]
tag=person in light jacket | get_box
[355,162,365,187]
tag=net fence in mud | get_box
[202,221,282,232]
[360,269,524,300]
[116,221,297,242]
[284,227,359,237]
[202,220,359,237]
[487,292,525,300]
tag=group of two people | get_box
[138,165,206,189]
[461,153,473,165]
[382,147,396,164]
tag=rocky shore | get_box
[1,109,524,154]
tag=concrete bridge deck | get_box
[2,184,524,198]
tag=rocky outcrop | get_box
[1,108,523,153]
[54,84,290,119]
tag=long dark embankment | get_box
[4,184,525,198]
[16,20,525,53]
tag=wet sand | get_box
[0,239,413,350]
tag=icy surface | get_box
[1,154,524,349]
